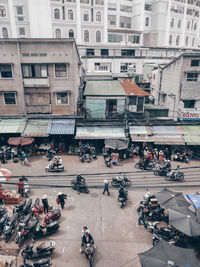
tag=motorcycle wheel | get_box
[176,173,184,181]
[15,235,19,244]
[25,192,29,198]
[135,163,140,169]
[18,236,25,247]
[45,168,50,172]
[111,181,119,187]
[125,180,131,186]
[152,238,159,246]
[84,188,89,194]
[153,170,159,176]
[4,235,9,243]
[89,259,93,267]
[165,175,171,181]
[147,225,153,233]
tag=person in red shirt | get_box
[18,178,24,197]
[0,185,4,205]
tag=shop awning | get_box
[0,119,26,134]
[181,125,200,135]
[48,119,75,135]
[129,126,148,135]
[131,134,154,142]
[183,135,200,145]
[152,126,179,135]
[75,127,126,139]
[105,139,128,150]
[154,135,185,145]
[22,119,49,137]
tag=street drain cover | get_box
[91,193,99,198]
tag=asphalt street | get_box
[0,155,200,267]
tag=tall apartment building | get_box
[1,0,200,49]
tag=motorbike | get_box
[84,243,94,267]
[21,257,52,267]
[33,220,60,240]
[71,179,89,194]
[90,147,96,160]
[145,206,166,221]
[165,169,184,182]
[111,174,131,187]
[152,233,177,246]
[85,153,91,163]
[105,157,111,167]
[135,159,155,170]
[24,182,31,198]
[15,213,32,244]
[0,207,7,218]
[21,241,55,260]
[173,153,189,163]
[0,214,9,235]
[46,150,54,161]
[13,200,27,218]
[147,222,175,237]
[43,208,61,226]
[153,165,169,176]
[45,162,64,172]
[118,193,128,209]
[4,212,18,242]
[79,151,85,163]
[16,217,39,247]
[32,198,43,216]
[23,199,33,216]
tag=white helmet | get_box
[58,156,61,159]
[42,195,47,199]
[58,192,62,196]
[104,180,108,184]
[55,156,58,159]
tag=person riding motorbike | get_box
[118,186,128,201]
[143,156,149,170]
[80,227,94,253]
[116,172,124,182]
[52,156,59,169]
[58,156,62,165]
[160,159,171,172]
[76,174,85,185]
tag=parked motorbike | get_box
[45,162,64,172]
[32,198,43,216]
[84,243,94,267]
[135,159,155,170]
[23,199,33,216]
[33,220,60,240]
[13,200,27,218]
[79,151,85,163]
[21,241,55,260]
[165,169,184,182]
[0,207,7,218]
[43,208,61,226]
[4,212,18,242]
[71,179,89,194]
[85,153,91,163]
[15,213,32,244]
[0,214,9,235]
[152,233,177,246]
[147,222,174,237]
[24,182,31,198]
[145,206,166,221]
[111,174,131,187]
[173,153,189,163]
[90,147,96,160]
[21,257,52,267]
[105,156,111,167]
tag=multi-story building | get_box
[1,0,200,49]
[0,38,82,116]
[151,53,200,121]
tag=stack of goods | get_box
[3,190,21,204]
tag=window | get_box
[120,16,131,28]
[108,15,116,26]
[108,34,122,43]
[0,6,6,17]
[2,27,8,38]
[170,18,174,27]
[186,72,198,81]
[86,49,95,56]
[22,64,48,78]
[56,92,69,104]
[194,22,197,30]
[145,4,152,11]
[96,11,101,22]
[80,0,89,3]
[120,5,132,13]
[185,36,189,46]
[0,64,12,78]
[177,19,181,28]
[108,3,116,10]
[128,35,140,43]
[145,17,149,26]
[169,35,173,45]
[183,100,195,108]
[101,49,109,56]
[96,31,101,42]
[83,11,89,21]
[191,60,199,66]
[68,9,73,20]
[69,29,74,37]
[176,35,180,46]
[55,64,67,77]
[129,96,137,105]
[16,6,23,15]
[160,93,166,104]
[17,17,24,21]
[192,37,195,47]
[84,30,89,42]
[121,49,135,56]
[3,93,16,105]
[95,62,111,71]
[120,63,135,73]
[55,28,61,38]
[54,9,60,19]
[19,27,25,35]
[95,0,104,4]
[187,21,190,29]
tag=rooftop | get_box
[84,80,125,96]
[120,79,150,97]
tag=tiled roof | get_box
[120,79,150,97]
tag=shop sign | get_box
[177,109,200,121]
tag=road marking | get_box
[62,247,65,253]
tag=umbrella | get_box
[105,139,128,150]
[187,194,200,208]
[0,169,12,181]
[168,208,200,237]
[155,188,190,209]
[138,239,200,267]
[8,137,34,146]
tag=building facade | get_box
[1,0,200,49]
[0,38,82,116]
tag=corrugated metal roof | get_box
[181,125,200,135]
[183,135,200,145]
[0,119,26,133]
[131,134,154,142]
[120,79,150,97]
[48,119,75,135]
[129,126,148,135]
[75,126,125,139]
[22,119,49,137]
[152,126,179,135]
[154,135,185,145]
[84,81,125,96]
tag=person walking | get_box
[102,180,110,196]
[18,178,24,197]
[0,185,4,205]
[138,206,147,228]
[57,192,68,209]
[42,195,49,214]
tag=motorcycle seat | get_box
[46,221,58,228]
[37,241,54,252]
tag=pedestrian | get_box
[18,178,24,197]
[21,174,28,182]
[57,192,68,209]
[102,180,110,196]
[21,151,30,166]
[0,185,4,205]
[138,206,147,228]
[42,195,49,214]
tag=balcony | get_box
[23,77,49,87]
[26,104,51,114]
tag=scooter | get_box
[0,207,7,218]
[118,196,127,208]
[15,214,32,244]
[32,198,43,217]
[33,220,60,240]
[84,243,94,267]
[43,208,61,226]
[24,182,31,198]
[13,200,27,218]
[111,174,131,187]
[165,169,184,182]
[4,212,18,242]
[45,163,64,172]
[85,153,91,163]
[71,179,89,194]
[105,156,111,167]
[21,241,55,259]
[78,151,85,163]
[90,147,96,160]
[21,257,52,267]
[0,214,9,235]
[23,199,33,216]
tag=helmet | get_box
[167,160,170,162]
[58,192,62,196]
[155,148,157,151]
[177,165,180,168]
[58,157,61,159]
[104,180,108,184]
[55,156,58,159]
[42,195,47,199]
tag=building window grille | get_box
[2,27,8,38]
[68,9,73,20]
[56,92,69,104]
[84,30,89,42]
[3,92,16,105]
[55,28,61,38]
[96,11,101,22]
[54,9,60,19]
[83,12,89,21]
[55,64,67,77]
[186,72,198,81]
[69,29,74,37]
[96,31,101,42]
[0,6,6,17]
[22,64,48,78]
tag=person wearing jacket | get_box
[80,226,94,253]
[102,180,110,196]
[42,195,49,214]
[57,192,68,209]
[18,178,24,197]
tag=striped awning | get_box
[0,119,26,134]
[152,126,179,135]
[154,135,185,145]
[48,119,75,135]
[131,134,154,142]
[22,119,49,137]
[181,125,200,136]
[183,135,200,145]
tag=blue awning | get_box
[48,119,75,135]
[186,194,200,208]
